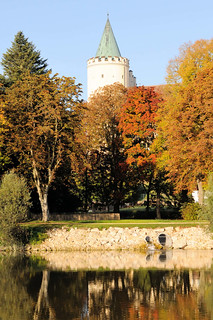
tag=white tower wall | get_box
[87,16,136,99]
[87,56,130,97]
[129,70,137,87]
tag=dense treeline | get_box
[0,31,212,222]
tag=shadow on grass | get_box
[120,206,181,220]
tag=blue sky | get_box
[0,0,212,100]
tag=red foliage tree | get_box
[118,86,162,216]
[118,86,160,166]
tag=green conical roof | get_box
[96,17,121,58]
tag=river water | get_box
[0,250,212,320]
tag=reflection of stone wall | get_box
[28,226,213,252]
[36,250,213,270]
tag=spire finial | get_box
[96,13,121,58]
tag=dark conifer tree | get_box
[1,31,48,83]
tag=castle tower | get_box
[87,16,136,98]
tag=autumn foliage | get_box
[157,39,213,203]
[1,33,213,218]
[73,83,137,211]
[118,86,161,167]
[1,72,82,221]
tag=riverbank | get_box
[26,226,213,252]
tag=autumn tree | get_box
[2,72,82,221]
[0,88,11,174]
[118,86,163,217]
[1,31,48,84]
[118,86,160,166]
[0,32,49,175]
[166,39,213,85]
[74,83,137,212]
[158,39,213,204]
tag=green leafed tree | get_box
[1,31,48,83]
[0,171,31,244]
[200,173,213,230]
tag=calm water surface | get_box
[0,250,212,320]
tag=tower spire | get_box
[96,16,121,58]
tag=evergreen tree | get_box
[1,31,48,83]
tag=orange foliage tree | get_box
[118,86,159,166]
[118,86,162,216]
[157,39,213,204]
[2,72,82,221]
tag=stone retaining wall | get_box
[27,226,213,252]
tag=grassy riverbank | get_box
[21,220,213,251]
[20,219,210,245]
[0,219,210,248]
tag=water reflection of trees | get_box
[87,270,190,319]
[48,271,88,319]
[33,271,56,320]
[0,256,88,320]
[0,255,212,320]
[0,255,39,320]
[86,269,212,319]
[133,269,191,303]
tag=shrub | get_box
[200,173,213,231]
[0,171,31,245]
[180,202,202,220]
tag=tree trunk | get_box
[39,191,50,222]
[31,156,51,221]
[197,179,204,206]
[156,190,161,219]
[113,177,120,213]
[146,174,153,214]
[146,189,150,214]
[84,168,88,212]
[113,201,120,213]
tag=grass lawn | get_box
[21,219,209,230]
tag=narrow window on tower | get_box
[101,74,104,78]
